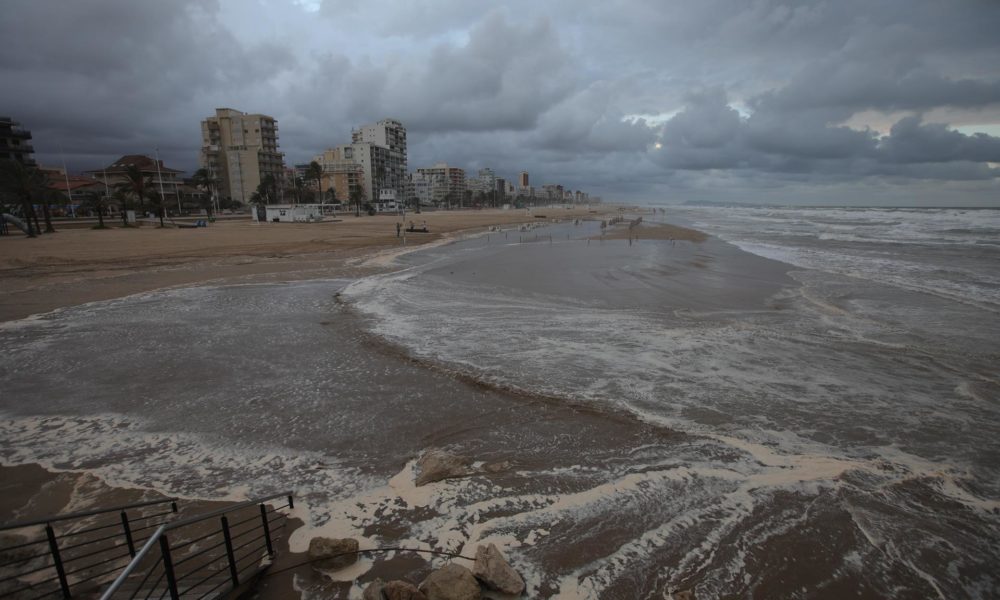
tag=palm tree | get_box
[112,189,131,226]
[306,162,323,202]
[255,174,277,204]
[192,168,218,212]
[116,165,151,214]
[84,191,107,228]
[0,160,45,237]
[291,175,305,204]
[349,185,365,217]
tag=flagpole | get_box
[59,146,75,218]
[154,148,167,222]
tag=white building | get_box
[351,118,407,202]
[261,204,327,223]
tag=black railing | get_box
[0,497,180,599]
[100,492,293,600]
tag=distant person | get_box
[396,222,401,237]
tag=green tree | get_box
[255,174,277,204]
[325,186,337,204]
[115,164,162,225]
[289,175,305,203]
[0,160,44,237]
[349,185,366,217]
[306,161,323,201]
[112,189,131,226]
[192,168,218,212]
[83,191,108,228]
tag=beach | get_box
[2,206,999,599]
[0,208,613,323]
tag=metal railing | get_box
[0,497,180,599]
[100,492,293,600]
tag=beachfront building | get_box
[468,168,496,194]
[414,163,465,207]
[261,204,326,223]
[200,108,285,205]
[313,145,378,205]
[518,171,529,189]
[351,118,407,202]
[0,117,36,166]
[84,155,184,209]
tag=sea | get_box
[1,205,998,599]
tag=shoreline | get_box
[0,209,800,599]
[0,206,620,323]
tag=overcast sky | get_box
[3,0,1000,206]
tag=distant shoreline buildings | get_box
[1,111,601,216]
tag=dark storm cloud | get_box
[2,0,999,204]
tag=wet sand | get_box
[592,222,708,242]
[0,207,616,323]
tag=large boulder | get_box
[363,578,386,600]
[472,543,525,595]
[384,580,429,600]
[365,579,429,600]
[419,563,481,600]
[307,536,359,570]
[415,449,474,486]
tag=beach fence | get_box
[0,492,293,600]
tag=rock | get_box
[672,590,696,600]
[384,580,429,600]
[472,543,525,595]
[307,536,359,570]
[365,579,428,600]
[363,578,386,600]
[419,563,481,600]
[415,449,474,486]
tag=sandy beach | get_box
[0,207,616,323]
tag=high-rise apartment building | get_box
[415,163,465,206]
[518,171,529,189]
[351,118,407,200]
[0,117,36,166]
[469,167,496,193]
[200,108,284,204]
[314,142,392,204]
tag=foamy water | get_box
[2,211,999,598]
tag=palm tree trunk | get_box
[20,200,36,237]
[31,205,41,234]
[41,203,55,233]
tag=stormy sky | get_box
[3,0,1000,206]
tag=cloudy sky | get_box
[3,0,1000,205]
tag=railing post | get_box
[120,511,136,557]
[45,524,71,599]
[221,516,239,587]
[159,535,180,600]
[259,505,274,557]
[287,494,294,509]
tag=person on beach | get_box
[396,222,401,237]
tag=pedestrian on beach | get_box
[396,222,401,237]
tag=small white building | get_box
[376,189,401,213]
[261,204,327,223]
